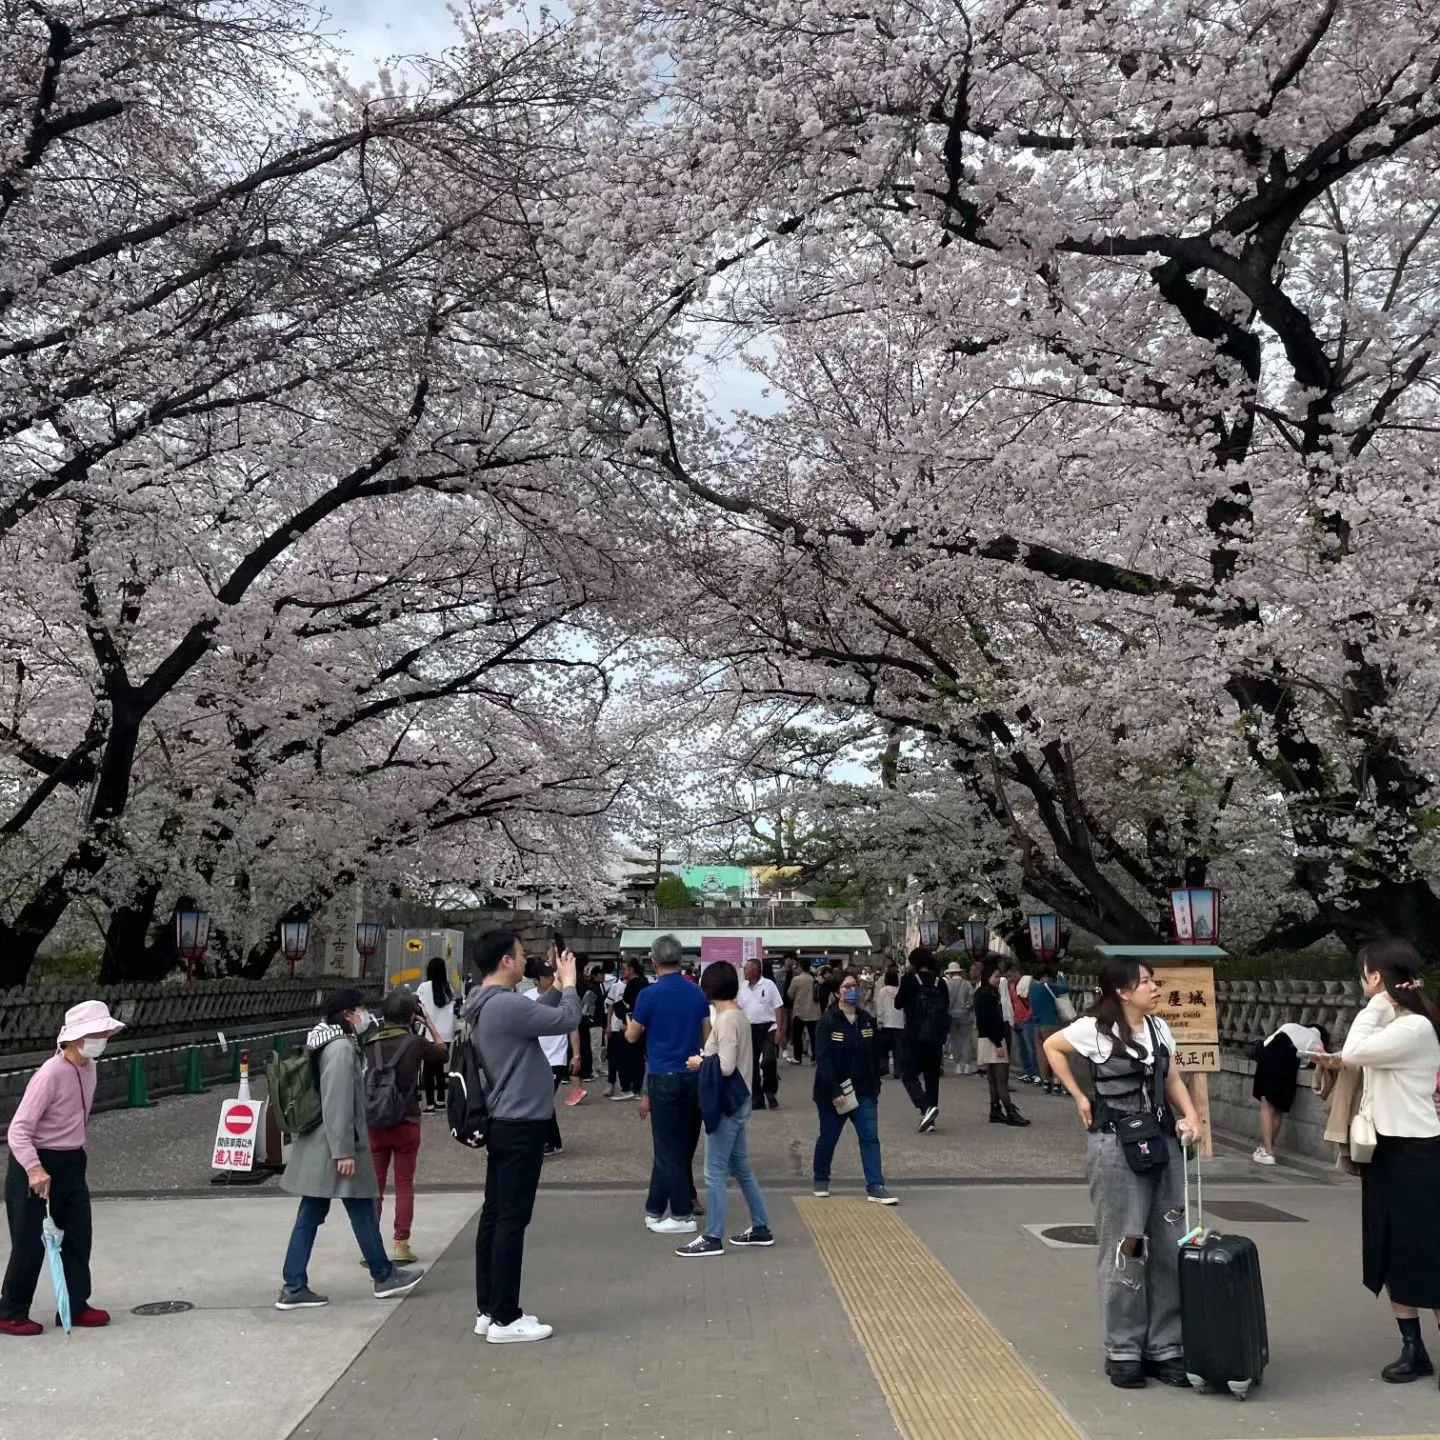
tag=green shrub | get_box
[1216,950,1359,982]
[653,875,695,909]
[31,951,103,984]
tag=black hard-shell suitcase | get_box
[1177,1148,1268,1398]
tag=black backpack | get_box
[914,976,952,1046]
[446,994,526,1149]
[364,1033,420,1129]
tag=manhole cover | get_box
[1024,1223,1098,1249]
[1041,1224,1098,1246]
[1205,1201,1306,1223]
[131,1300,195,1317]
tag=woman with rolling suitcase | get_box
[1325,938,1440,1383]
[1045,958,1201,1390]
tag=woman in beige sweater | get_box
[676,963,774,1258]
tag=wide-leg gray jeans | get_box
[1085,1131,1185,1362]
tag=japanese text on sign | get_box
[1151,967,1217,1044]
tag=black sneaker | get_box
[543,1143,563,1157]
[866,1186,899,1205]
[1143,1358,1192,1388]
[918,1105,939,1132]
[675,1235,724,1258]
[1106,1359,1146,1389]
[730,1226,774,1247]
[275,1286,329,1309]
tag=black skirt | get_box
[1362,1134,1440,1308]
[1251,1033,1301,1112]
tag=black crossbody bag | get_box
[1114,1017,1172,1176]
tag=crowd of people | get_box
[5,931,1438,1404]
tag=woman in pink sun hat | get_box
[1,999,125,1337]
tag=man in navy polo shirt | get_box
[626,934,710,1235]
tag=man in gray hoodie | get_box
[462,930,580,1344]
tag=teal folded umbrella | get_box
[43,1203,70,1334]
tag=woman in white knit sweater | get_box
[675,962,773,1258]
[1329,939,1440,1384]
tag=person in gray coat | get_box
[275,988,425,1309]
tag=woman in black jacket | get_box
[812,971,897,1204]
[975,958,1030,1127]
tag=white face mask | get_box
[351,1010,372,1034]
[81,1038,108,1059]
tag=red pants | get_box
[369,1121,422,1240]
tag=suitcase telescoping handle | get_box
[1180,1141,1206,1248]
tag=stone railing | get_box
[1215,978,1361,1049]
[1067,973,1360,1050]
[0,978,384,1059]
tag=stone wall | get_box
[1206,1049,1337,1166]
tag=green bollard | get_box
[228,1045,241,1084]
[126,1054,156,1109]
[182,1045,207,1095]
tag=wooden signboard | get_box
[1097,946,1226,1159]
[1151,967,1219,1072]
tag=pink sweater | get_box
[6,1054,95,1171]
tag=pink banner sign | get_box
[699,936,764,972]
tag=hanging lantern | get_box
[355,922,384,980]
[175,909,211,985]
[1169,887,1221,945]
[962,921,990,959]
[279,919,312,980]
[1028,913,1060,962]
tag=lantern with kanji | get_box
[279,919,311,980]
[355,922,383,980]
[962,921,989,960]
[1169,887,1221,945]
[175,909,211,985]
[1027,913,1060,963]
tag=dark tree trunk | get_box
[1303,873,1440,965]
[98,881,165,984]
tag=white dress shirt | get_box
[738,976,785,1029]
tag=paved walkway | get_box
[2,1068,1436,1440]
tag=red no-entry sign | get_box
[223,1104,254,1136]
[213,1099,262,1171]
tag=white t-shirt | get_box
[527,987,570,1066]
[604,974,626,1033]
[1267,1023,1326,1059]
[415,980,456,1044]
[1060,1014,1176,1066]
[738,977,784,1028]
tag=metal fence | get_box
[0,978,384,1058]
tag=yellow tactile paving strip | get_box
[796,1196,1084,1440]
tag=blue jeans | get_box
[282,1195,392,1291]
[813,1095,885,1190]
[646,1072,701,1219]
[1015,1022,1040,1080]
[704,1098,770,1239]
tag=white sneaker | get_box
[487,1315,553,1344]
[1252,1147,1277,1166]
[474,1313,491,1336]
[649,1216,697,1235]
[643,1213,664,1231]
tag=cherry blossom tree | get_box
[0,0,642,982]
[573,0,1440,957]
